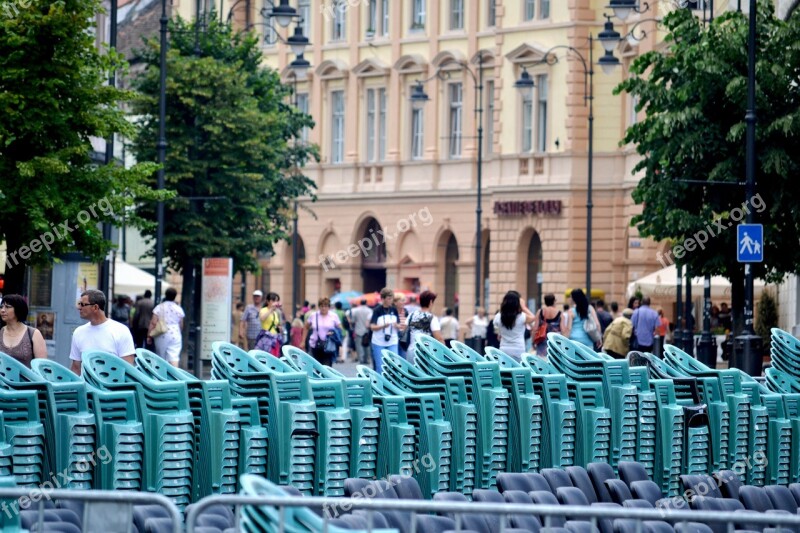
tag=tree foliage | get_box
[616,2,800,285]
[130,17,317,275]
[0,0,161,293]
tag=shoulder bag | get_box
[583,310,602,345]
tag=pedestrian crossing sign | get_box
[737,224,763,263]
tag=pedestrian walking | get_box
[255,292,283,357]
[403,290,443,364]
[303,297,342,366]
[532,294,563,357]
[563,289,602,350]
[148,287,185,367]
[132,290,154,349]
[348,299,373,364]
[631,296,660,353]
[70,290,135,375]
[439,308,460,348]
[239,290,263,351]
[369,288,403,373]
[466,307,489,352]
[0,294,47,367]
[493,291,536,361]
[603,308,634,359]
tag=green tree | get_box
[0,0,161,294]
[616,3,800,329]
[131,16,316,284]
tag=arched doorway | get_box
[526,232,543,311]
[444,234,459,313]
[361,218,386,293]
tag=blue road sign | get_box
[737,224,763,263]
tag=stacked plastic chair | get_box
[0,385,45,489]
[82,352,194,509]
[0,354,95,490]
[134,349,241,499]
[764,367,800,483]
[281,346,380,480]
[469,347,543,473]
[228,395,269,478]
[546,334,638,470]
[416,337,510,490]
[523,354,612,467]
[211,342,317,495]
[484,347,576,469]
[33,361,146,493]
[626,359,698,496]
[771,328,800,380]
[356,365,452,498]
[251,350,352,497]
[664,345,768,486]
[380,351,478,495]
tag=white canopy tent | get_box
[627,265,766,301]
[112,258,169,297]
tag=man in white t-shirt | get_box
[439,307,460,348]
[70,290,136,375]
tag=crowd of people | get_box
[229,285,698,368]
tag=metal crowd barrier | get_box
[186,493,800,533]
[0,487,182,533]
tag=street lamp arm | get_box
[622,17,663,43]
[518,45,591,104]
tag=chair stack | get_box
[381,351,478,495]
[664,346,768,486]
[134,349,241,499]
[228,395,269,478]
[415,337,510,490]
[0,354,96,490]
[764,367,800,483]
[485,347,577,469]
[356,365,452,498]
[253,351,353,497]
[472,348,543,473]
[524,355,612,466]
[281,347,380,480]
[82,352,194,510]
[0,387,45,489]
[211,343,316,495]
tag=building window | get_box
[332,0,346,41]
[522,93,533,153]
[524,0,535,20]
[450,0,463,30]
[367,0,389,37]
[263,0,277,47]
[296,93,309,143]
[411,107,424,160]
[366,88,386,162]
[448,82,463,158]
[541,0,549,18]
[298,0,310,38]
[536,74,548,152]
[412,0,425,29]
[488,0,496,26]
[629,94,639,126]
[485,80,494,155]
[331,90,345,163]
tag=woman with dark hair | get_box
[564,288,602,349]
[403,290,443,364]
[532,294,564,357]
[0,294,47,367]
[303,297,342,366]
[256,292,283,357]
[148,288,185,367]
[492,291,535,360]
[627,296,641,311]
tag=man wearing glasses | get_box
[70,289,136,375]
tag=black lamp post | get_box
[409,53,487,311]
[734,0,762,376]
[515,38,617,300]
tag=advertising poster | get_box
[200,258,233,360]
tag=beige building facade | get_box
[217,0,692,318]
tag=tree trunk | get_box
[181,258,195,371]
[3,234,27,295]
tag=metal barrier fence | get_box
[0,487,182,533]
[186,493,800,533]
